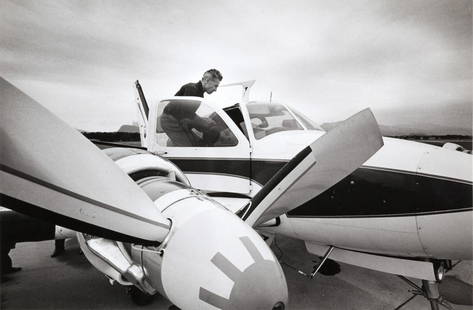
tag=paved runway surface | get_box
[2,237,472,309]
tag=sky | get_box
[1,0,471,134]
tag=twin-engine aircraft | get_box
[133,79,472,309]
[1,77,471,310]
[1,78,381,309]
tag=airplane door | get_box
[148,99,251,195]
[134,80,150,148]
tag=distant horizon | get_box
[78,121,473,137]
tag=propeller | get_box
[243,108,384,227]
[0,77,170,246]
[1,78,289,309]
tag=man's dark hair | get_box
[203,69,223,81]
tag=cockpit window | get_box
[247,102,303,140]
[156,100,238,147]
[289,107,324,131]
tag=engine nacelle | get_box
[141,190,288,309]
[103,148,191,186]
[79,148,288,309]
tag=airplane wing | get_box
[0,77,170,246]
[242,108,383,227]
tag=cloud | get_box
[0,0,471,132]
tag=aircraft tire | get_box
[128,286,155,306]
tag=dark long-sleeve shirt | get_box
[163,81,204,119]
[175,81,205,97]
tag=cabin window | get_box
[156,100,238,147]
[247,103,303,139]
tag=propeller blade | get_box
[0,77,170,245]
[243,108,383,227]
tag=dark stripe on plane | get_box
[287,167,472,217]
[1,164,169,228]
[363,165,473,185]
[242,146,312,221]
[170,158,284,185]
[205,191,252,199]
[167,157,471,217]
[288,208,472,218]
[170,157,471,187]
[91,140,147,150]
[1,194,160,246]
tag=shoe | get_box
[51,248,65,257]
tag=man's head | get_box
[201,69,223,94]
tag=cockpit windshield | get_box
[289,107,324,131]
[247,102,304,140]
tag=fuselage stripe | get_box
[286,207,473,218]
[166,157,471,217]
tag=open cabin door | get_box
[134,80,149,148]
[147,98,252,197]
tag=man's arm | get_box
[175,86,186,96]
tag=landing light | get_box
[435,262,445,281]
[436,265,445,281]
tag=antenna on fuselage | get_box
[219,80,255,103]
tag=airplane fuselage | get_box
[144,98,472,262]
[169,136,472,260]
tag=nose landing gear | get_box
[128,286,155,306]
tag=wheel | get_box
[128,286,155,306]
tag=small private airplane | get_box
[1,77,471,310]
[130,80,472,309]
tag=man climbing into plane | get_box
[161,69,223,146]
[175,68,222,97]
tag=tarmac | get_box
[1,236,472,310]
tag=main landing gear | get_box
[395,277,452,310]
[395,260,456,310]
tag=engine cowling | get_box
[141,189,288,309]
[83,149,288,309]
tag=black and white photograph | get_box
[1,1,472,309]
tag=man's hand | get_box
[179,118,192,130]
[181,117,216,132]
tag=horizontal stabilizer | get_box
[0,78,170,245]
[243,108,383,227]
